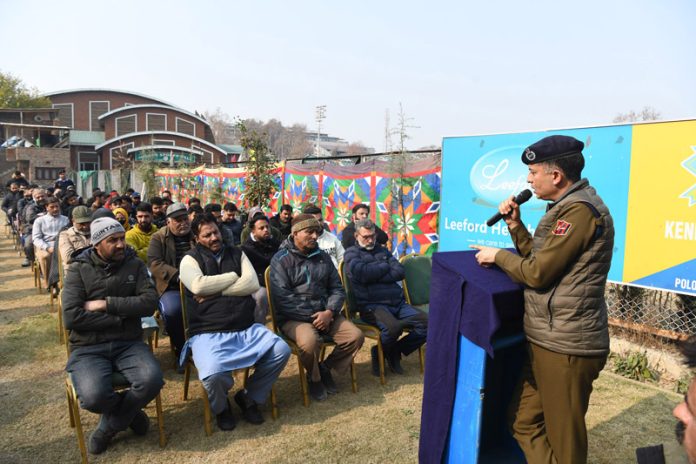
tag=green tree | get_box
[0,71,51,108]
[237,119,277,208]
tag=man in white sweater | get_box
[179,213,290,431]
[32,196,69,291]
[303,205,344,269]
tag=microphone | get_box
[486,189,532,227]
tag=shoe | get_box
[318,363,338,394]
[216,399,237,431]
[88,426,116,455]
[370,345,381,377]
[386,347,405,375]
[234,390,264,424]
[50,286,60,298]
[21,258,30,267]
[129,409,149,436]
[307,376,328,402]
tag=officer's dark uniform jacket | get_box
[269,237,345,325]
[184,244,256,337]
[344,243,406,311]
[495,179,614,357]
[62,247,158,347]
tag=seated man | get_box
[270,214,364,402]
[126,202,158,263]
[32,196,69,292]
[147,203,195,355]
[344,218,428,375]
[58,206,92,271]
[62,217,164,455]
[21,188,47,268]
[241,214,281,323]
[303,205,344,269]
[179,213,290,430]
[150,196,167,229]
[219,202,242,246]
[269,204,293,240]
[341,203,389,249]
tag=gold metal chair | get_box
[264,266,358,407]
[179,281,278,436]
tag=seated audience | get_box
[126,202,158,263]
[269,204,293,240]
[241,214,281,323]
[341,203,389,249]
[303,205,344,269]
[32,196,69,292]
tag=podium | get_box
[419,251,527,464]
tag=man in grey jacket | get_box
[269,214,364,402]
[63,217,163,456]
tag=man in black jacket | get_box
[269,214,364,402]
[341,203,389,249]
[269,204,293,240]
[241,214,280,323]
[62,217,163,456]
[344,218,428,375]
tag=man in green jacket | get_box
[472,135,614,464]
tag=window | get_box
[176,117,195,136]
[35,167,64,181]
[116,115,137,136]
[89,101,110,130]
[78,152,100,171]
[153,139,175,146]
[53,103,74,128]
[147,113,167,131]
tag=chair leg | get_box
[350,360,358,393]
[66,383,75,428]
[297,356,309,407]
[377,339,386,386]
[201,387,213,436]
[68,383,88,464]
[183,363,191,401]
[155,393,166,447]
[419,345,426,374]
[58,299,65,345]
[270,385,278,420]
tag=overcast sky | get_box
[3,0,695,150]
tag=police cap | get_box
[522,135,584,165]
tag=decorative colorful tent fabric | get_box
[155,155,441,256]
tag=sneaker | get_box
[129,409,149,436]
[319,363,338,394]
[215,399,237,431]
[21,258,30,268]
[386,347,405,375]
[307,375,328,402]
[370,345,381,377]
[234,390,264,424]
[88,427,116,455]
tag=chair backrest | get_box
[400,253,432,306]
[337,260,359,318]
[263,266,281,334]
[178,280,191,341]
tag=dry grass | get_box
[0,221,685,463]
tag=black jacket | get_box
[269,214,292,240]
[269,237,345,324]
[1,191,22,218]
[241,236,280,287]
[344,243,406,310]
[220,219,242,246]
[62,247,158,347]
[341,222,389,249]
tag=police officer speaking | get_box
[471,134,614,464]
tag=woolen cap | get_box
[90,217,125,244]
[291,213,321,233]
[522,135,584,165]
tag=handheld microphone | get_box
[486,189,532,227]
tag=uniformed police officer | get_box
[471,134,614,464]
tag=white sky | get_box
[3,0,695,150]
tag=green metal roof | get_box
[216,143,243,154]
[69,130,105,146]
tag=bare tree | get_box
[204,108,236,144]
[613,106,661,123]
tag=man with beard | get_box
[126,203,158,263]
[62,217,163,455]
[344,218,428,375]
[32,196,69,291]
[270,214,364,402]
[147,203,194,355]
[179,213,290,430]
[269,204,293,240]
[150,197,167,229]
[21,188,47,267]
[241,214,280,323]
[220,202,243,246]
[341,204,389,250]
[59,206,92,271]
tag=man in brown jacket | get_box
[146,202,194,355]
[58,206,92,271]
[472,135,614,464]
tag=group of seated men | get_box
[53,188,428,455]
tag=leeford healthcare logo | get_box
[469,146,541,207]
[679,148,696,206]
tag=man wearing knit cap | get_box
[62,217,163,456]
[270,214,364,402]
[471,135,614,463]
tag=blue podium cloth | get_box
[419,250,524,464]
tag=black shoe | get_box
[216,399,237,431]
[21,259,30,267]
[234,390,264,424]
[307,376,328,402]
[319,363,338,395]
[129,409,149,436]
[370,345,381,377]
[386,348,405,375]
[88,426,116,455]
[50,286,60,298]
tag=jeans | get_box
[66,340,164,433]
[159,290,185,354]
[201,337,291,414]
[362,301,428,355]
